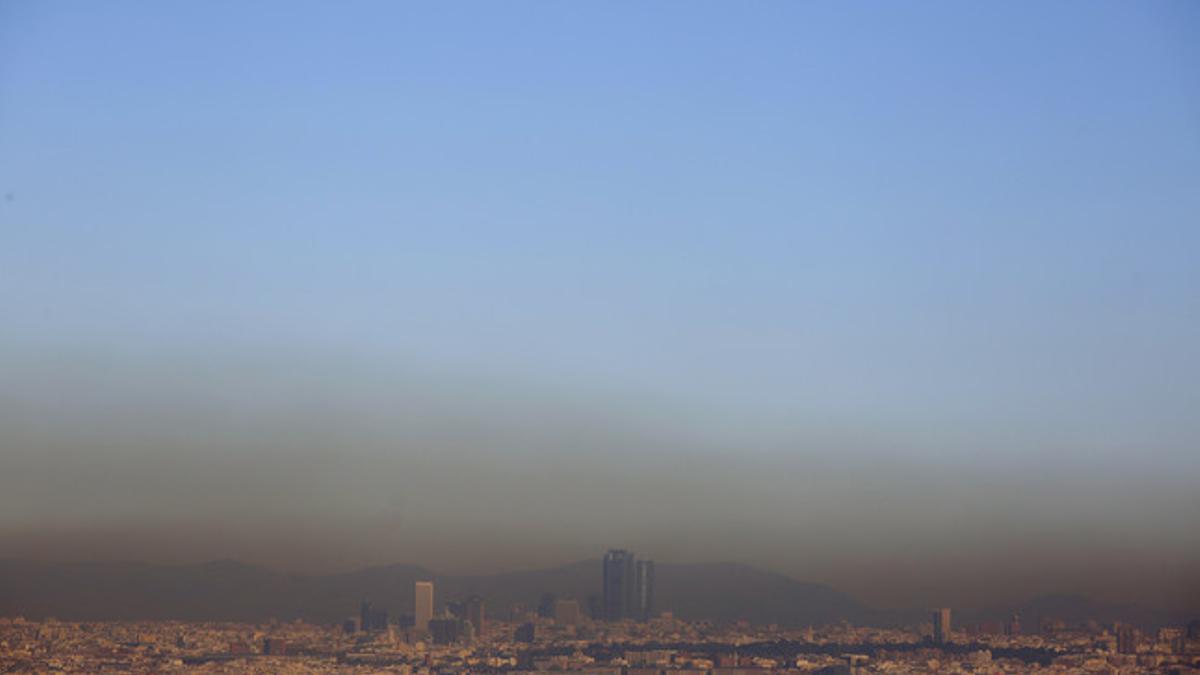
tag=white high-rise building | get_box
[415,581,434,633]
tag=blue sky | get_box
[1,2,1198,605]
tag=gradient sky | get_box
[1,2,1199,611]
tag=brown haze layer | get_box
[1,351,1198,613]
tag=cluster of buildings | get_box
[337,549,656,648]
[602,550,655,622]
[349,583,486,646]
[2,551,1198,674]
[4,611,1199,674]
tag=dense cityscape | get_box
[2,550,1197,674]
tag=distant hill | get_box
[0,559,1188,629]
[0,558,864,625]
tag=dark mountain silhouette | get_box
[0,559,1187,629]
[0,558,863,625]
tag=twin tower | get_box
[602,549,654,621]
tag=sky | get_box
[1,1,1198,612]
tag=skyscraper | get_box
[359,600,388,632]
[932,608,952,644]
[415,581,434,634]
[360,600,372,632]
[602,549,636,621]
[464,595,486,637]
[635,559,655,620]
[537,593,557,618]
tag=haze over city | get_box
[2,0,1199,624]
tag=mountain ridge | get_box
[0,558,1188,629]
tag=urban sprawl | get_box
[2,550,1197,674]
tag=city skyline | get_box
[1,546,1197,671]
[0,554,1190,627]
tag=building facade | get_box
[636,559,655,620]
[415,581,434,634]
[933,608,952,644]
[464,595,486,637]
[603,550,636,621]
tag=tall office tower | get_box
[359,600,373,632]
[464,595,486,637]
[602,549,636,621]
[635,559,655,620]
[932,608,952,644]
[359,600,388,632]
[537,593,558,618]
[415,581,434,633]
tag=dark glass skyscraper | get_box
[602,549,655,621]
[359,600,388,632]
[602,549,636,621]
[635,559,655,620]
